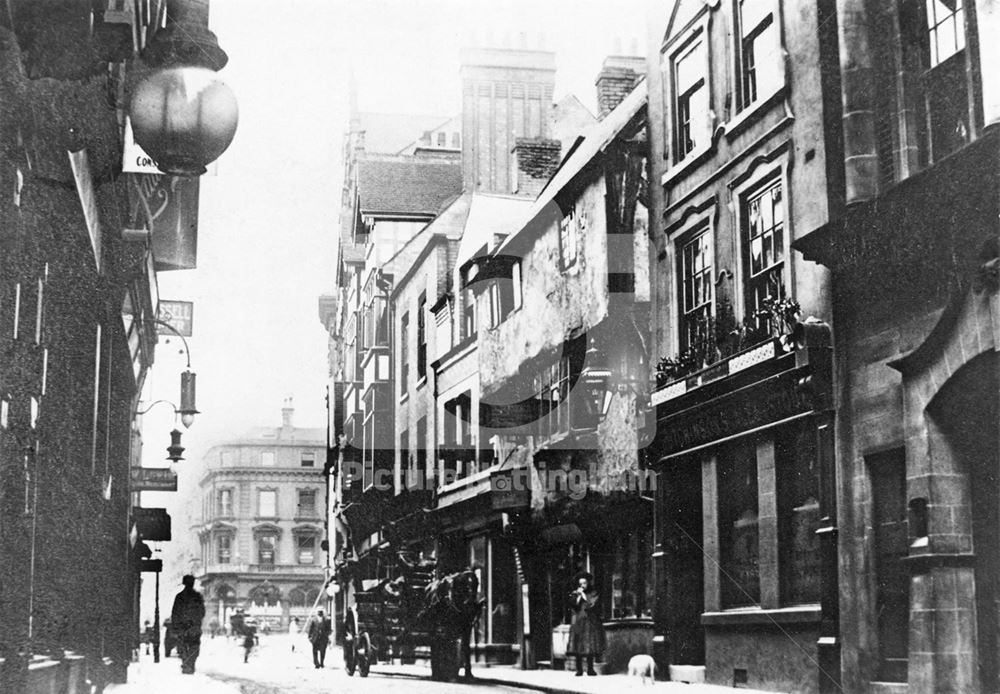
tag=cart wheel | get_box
[344,634,356,676]
[357,632,371,678]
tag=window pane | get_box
[718,439,760,607]
[259,490,276,516]
[675,39,704,94]
[753,22,782,98]
[777,424,821,604]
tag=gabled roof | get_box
[357,158,462,217]
[357,111,451,155]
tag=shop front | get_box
[649,323,836,693]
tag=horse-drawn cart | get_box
[342,556,483,681]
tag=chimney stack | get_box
[595,55,645,119]
[281,397,294,429]
[512,138,562,197]
[460,47,556,194]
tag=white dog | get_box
[627,654,656,685]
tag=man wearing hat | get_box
[170,575,206,674]
[567,570,605,676]
[307,609,333,668]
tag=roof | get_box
[388,192,473,296]
[497,79,647,256]
[358,111,452,155]
[457,193,535,269]
[357,158,462,217]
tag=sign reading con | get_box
[131,467,178,492]
[156,300,194,337]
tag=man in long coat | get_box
[307,609,332,668]
[170,575,206,674]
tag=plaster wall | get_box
[478,176,610,392]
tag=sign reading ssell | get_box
[157,300,194,337]
[131,467,178,492]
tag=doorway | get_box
[663,457,704,665]
[930,353,1000,692]
[868,449,908,682]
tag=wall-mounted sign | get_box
[123,118,217,176]
[132,507,171,541]
[127,173,200,271]
[156,300,194,337]
[131,467,178,492]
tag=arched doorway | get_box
[927,352,1000,692]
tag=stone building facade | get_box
[796,1,1000,692]
[644,0,839,691]
[194,404,326,632]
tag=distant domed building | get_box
[193,400,327,631]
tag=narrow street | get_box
[124,634,527,694]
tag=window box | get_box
[652,337,783,406]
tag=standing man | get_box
[307,609,332,669]
[170,575,206,674]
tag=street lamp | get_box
[128,0,239,176]
[578,338,613,421]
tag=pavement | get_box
[105,633,782,694]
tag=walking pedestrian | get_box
[567,571,605,676]
[243,625,257,663]
[170,575,206,674]
[307,609,332,669]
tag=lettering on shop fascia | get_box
[657,368,811,455]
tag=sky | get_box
[137,0,650,590]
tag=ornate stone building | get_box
[193,403,326,631]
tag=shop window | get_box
[718,439,760,607]
[678,227,712,351]
[610,528,654,619]
[672,34,710,160]
[297,489,316,515]
[297,535,316,564]
[217,535,232,564]
[258,535,276,567]
[741,177,786,328]
[258,489,277,517]
[469,536,488,645]
[218,488,233,517]
[776,424,821,605]
[736,0,783,110]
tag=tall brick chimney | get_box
[281,397,294,430]
[512,138,562,198]
[595,55,644,119]
[460,47,556,194]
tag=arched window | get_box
[249,583,281,607]
[216,583,236,603]
[289,587,307,608]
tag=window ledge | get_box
[661,142,715,185]
[701,604,821,626]
[724,85,788,142]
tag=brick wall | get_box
[512,138,561,197]
[595,56,644,119]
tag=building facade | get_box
[645,1,839,691]
[194,403,326,632]
[796,1,1000,692]
[0,1,230,688]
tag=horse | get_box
[420,569,485,680]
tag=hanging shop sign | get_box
[156,300,194,337]
[131,467,178,492]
